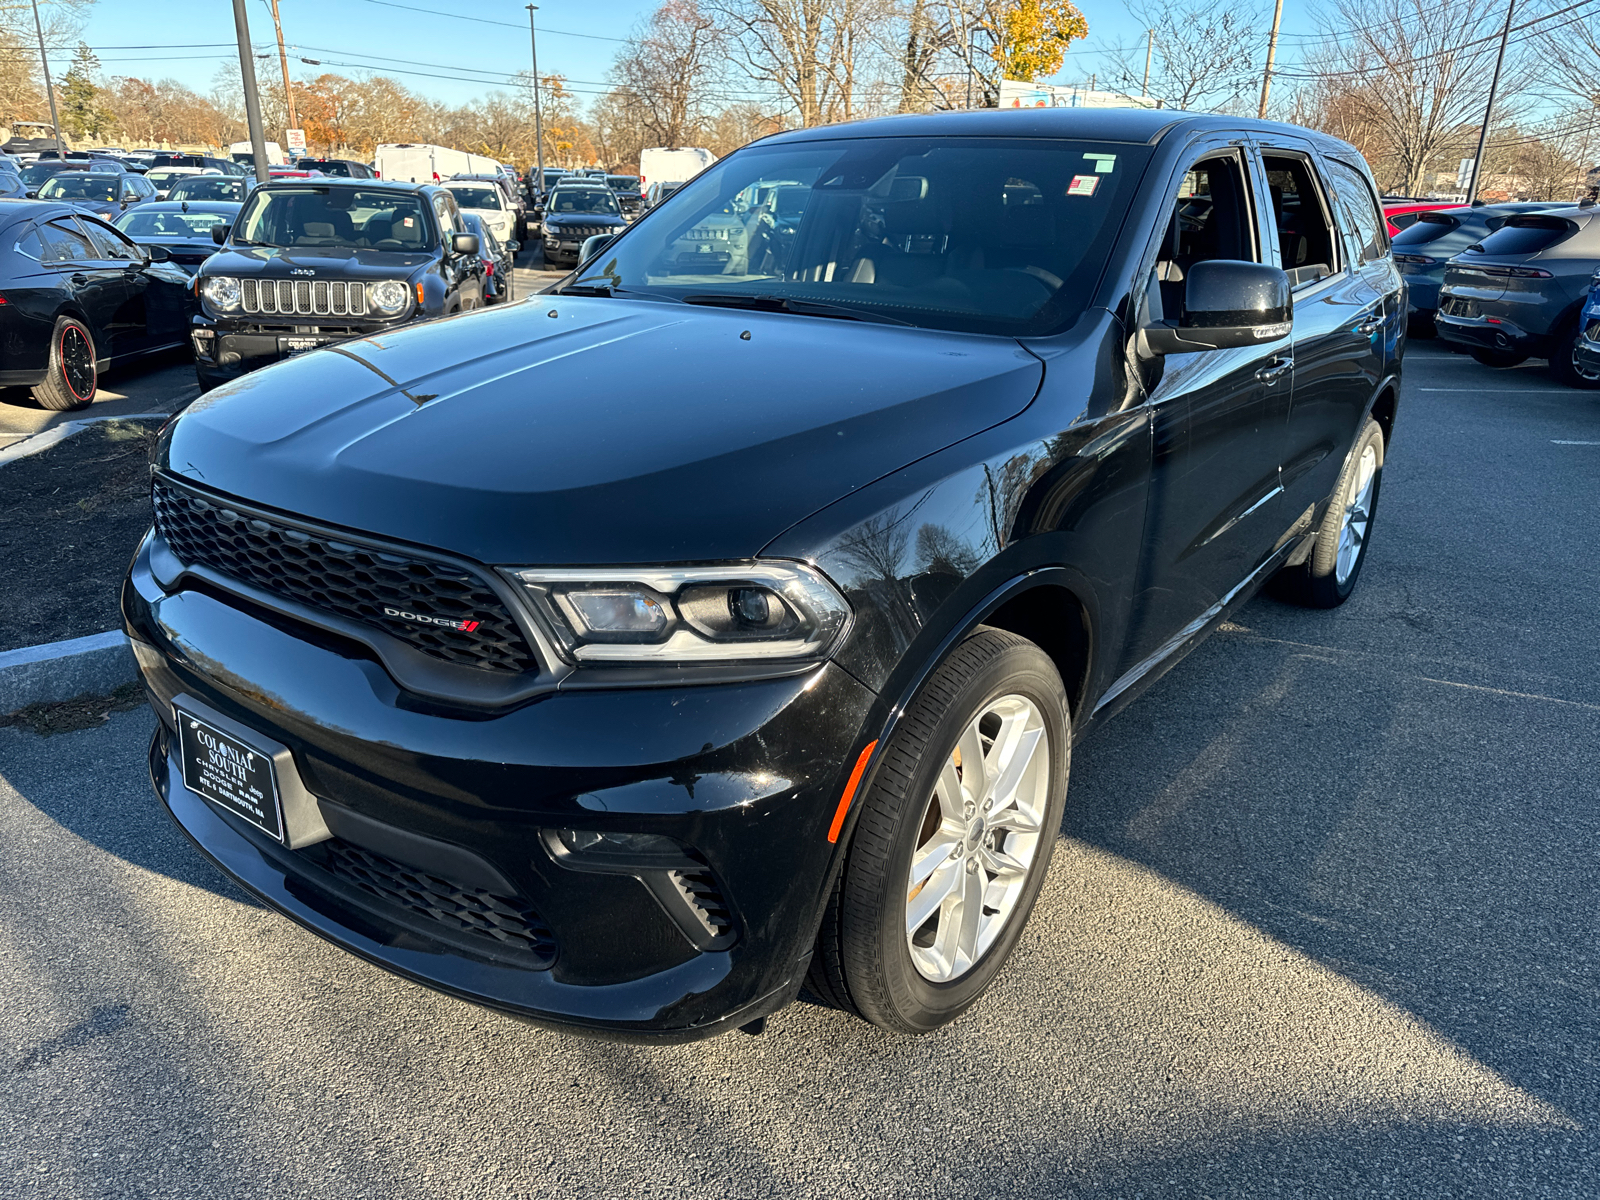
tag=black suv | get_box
[127,110,1402,1041]
[190,179,483,389]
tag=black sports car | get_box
[114,201,241,274]
[0,199,196,410]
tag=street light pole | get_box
[230,0,273,184]
[527,6,545,187]
[1467,0,1516,204]
[28,0,64,156]
[1258,0,1285,119]
[269,0,299,145]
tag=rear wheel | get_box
[1275,418,1384,608]
[1470,347,1528,368]
[808,628,1071,1034]
[1547,317,1600,389]
[31,316,97,412]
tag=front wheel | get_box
[31,316,97,412]
[1547,318,1600,389]
[809,629,1071,1034]
[1276,418,1384,608]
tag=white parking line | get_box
[1551,440,1600,445]
[1416,388,1569,394]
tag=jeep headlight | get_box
[201,275,241,312]
[505,562,850,665]
[370,279,409,315]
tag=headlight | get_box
[201,275,241,312]
[370,279,409,314]
[505,562,850,665]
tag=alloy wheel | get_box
[905,694,1050,983]
[1335,443,1378,585]
[60,325,94,401]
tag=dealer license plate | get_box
[176,711,285,842]
[279,335,322,355]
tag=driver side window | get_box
[1152,154,1259,323]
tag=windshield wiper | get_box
[681,293,913,326]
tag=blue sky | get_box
[65,0,1325,111]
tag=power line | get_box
[346,0,626,41]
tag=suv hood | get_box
[203,244,435,279]
[163,298,1045,564]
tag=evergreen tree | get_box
[61,43,110,140]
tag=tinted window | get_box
[168,176,246,202]
[77,217,141,261]
[117,209,232,237]
[1323,158,1387,265]
[1473,218,1574,256]
[14,227,44,261]
[606,176,638,190]
[301,160,353,176]
[1392,212,1461,246]
[38,219,96,263]
[1262,155,1338,281]
[236,187,432,250]
[588,136,1154,337]
[1389,212,1421,231]
[549,189,620,214]
[39,175,120,202]
[447,186,502,210]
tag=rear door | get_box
[1255,141,1381,527]
[36,216,127,359]
[73,214,155,358]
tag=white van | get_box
[229,141,287,167]
[375,143,502,185]
[638,147,715,195]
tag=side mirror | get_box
[24,190,36,199]
[1142,260,1292,354]
[147,245,171,262]
[451,232,479,256]
[578,233,617,267]
[212,224,229,245]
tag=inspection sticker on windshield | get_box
[1067,175,1100,197]
[1083,153,1117,173]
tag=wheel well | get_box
[980,584,1091,716]
[1370,385,1397,448]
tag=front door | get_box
[1119,145,1293,678]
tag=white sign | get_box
[996,79,1160,111]
[1458,157,1475,184]
[285,128,306,152]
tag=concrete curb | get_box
[0,631,136,713]
[0,412,172,467]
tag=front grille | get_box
[551,224,611,238]
[316,839,557,966]
[152,477,538,674]
[241,277,367,317]
[670,866,734,942]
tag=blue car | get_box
[1391,201,1565,334]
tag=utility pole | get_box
[964,24,973,110]
[268,0,299,145]
[1142,29,1154,97]
[28,0,64,156]
[230,0,272,184]
[1467,0,1515,203]
[1258,0,1285,119]
[527,6,545,191]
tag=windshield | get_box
[549,189,619,215]
[300,160,352,176]
[581,136,1151,336]
[147,170,193,187]
[448,186,502,210]
[169,176,246,202]
[234,187,432,250]
[116,209,232,238]
[39,175,119,201]
[607,176,638,190]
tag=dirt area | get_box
[0,681,146,735]
[0,419,161,653]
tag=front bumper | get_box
[192,314,400,383]
[123,532,876,1040]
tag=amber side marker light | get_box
[415,281,425,305]
[827,740,879,844]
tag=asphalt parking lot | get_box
[1,341,1596,1198]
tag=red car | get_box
[1382,200,1459,238]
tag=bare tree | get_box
[712,0,889,126]
[1106,0,1264,112]
[611,0,723,147]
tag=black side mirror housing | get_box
[452,232,480,257]
[24,190,37,199]
[578,233,617,267]
[1142,260,1292,354]
[147,245,170,262]
[212,224,229,245]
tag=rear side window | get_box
[1392,213,1461,246]
[1323,158,1387,265]
[1389,212,1421,231]
[1473,217,1574,256]
[1262,154,1339,284]
[38,218,96,263]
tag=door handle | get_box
[70,273,88,284]
[1255,355,1293,384]
[1357,313,1383,335]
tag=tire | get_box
[1470,347,1528,368]
[1275,418,1385,608]
[31,316,97,412]
[808,628,1071,1034]
[1546,318,1600,389]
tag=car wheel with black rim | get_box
[1274,417,1384,609]
[1470,347,1528,368]
[1546,317,1600,389]
[31,316,97,412]
[807,628,1071,1034]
